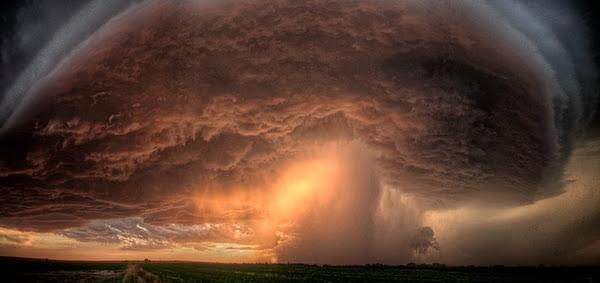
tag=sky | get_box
[0,0,599,265]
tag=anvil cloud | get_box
[0,0,598,264]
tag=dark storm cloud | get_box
[0,0,598,264]
[0,0,144,133]
[0,185,144,231]
[425,138,600,265]
[1,0,90,94]
[488,0,598,187]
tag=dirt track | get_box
[123,263,161,283]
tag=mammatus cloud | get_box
[0,0,598,264]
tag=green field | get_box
[2,257,599,282]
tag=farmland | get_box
[1,256,126,282]
[140,262,600,282]
[2,257,599,282]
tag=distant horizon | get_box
[4,256,600,269]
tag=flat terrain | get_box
[1,257,126,282]
[2,257,599,282]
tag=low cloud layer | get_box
[0,0,598,264]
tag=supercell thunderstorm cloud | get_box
[0,0,599,265]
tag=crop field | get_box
[140,262,600,283]
[2,257,599,282]
[1,257,126,282]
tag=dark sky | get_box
[0,0,90,96]
[1,0,599,130]
[579,0,600,131]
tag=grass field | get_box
[2,257,599,282]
